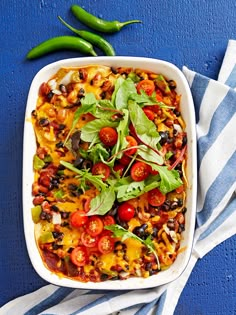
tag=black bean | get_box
[145,262,152,271]
[178,224,185,232]
[182,207,187,214]
[68,183,78,191]
[51,205,59,212]
[58,124,66,130]
[182,135,187,146]
[81,160,93,170]
[152,227,158,237]
[178,199,183,207]
[71,131,81,151]
[159,131,169,145]
[60,211,70,219]
[100,274,109,281]
[52,232,64,239]
[168,80,177,89]
[174,109,181,117]
[59,84,67,94]
[100,91,106,99]
[39,118,49,127]
[47,91,54,100]
[111,67,118,74]
[52,243,63,250]
[170,201,179,210]
[78,88,85,96]
[31,110,37,118]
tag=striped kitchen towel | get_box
[1,40,236,315]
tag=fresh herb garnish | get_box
[105,224,160,269]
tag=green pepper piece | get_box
[54,189,64,199]
[33,155,45,170]
[128,72,140,83]
[31,205,42,223]
[39,232,54,244]
[44,154,53,163]
[155,75,171,94]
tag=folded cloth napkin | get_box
[1,40,236,315]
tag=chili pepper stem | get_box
[119,20,142,28]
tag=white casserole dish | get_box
[23,56,197,290]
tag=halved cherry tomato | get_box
[130,162,150,182]
[85,216,104,237]
[125,135,138,156]
[143,108,155,121]
[118,202,135,221]
[148,188,166,206]
[98,235,114,254]
[113,163,125,176]
[119,154,132,166]
[99,127,118,147]
[70,246,88,266]
[92,162,110,181]
[136,79,155,96]
[102,215,115,227]
[70,210,88,228]
[81,231,98,248]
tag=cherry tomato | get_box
[113,163,125,176]
[143,108,155,121]
[125,135,138,156]
[98,235,114,254]
[175,185,184,194]
[119,154,132,166]
[137,79,155,96]
[99,127,118,147]
[70,210,88,228]
[117,202,135,221]
[130,162,150,182]
[85,216,104,237]
[148,188,166,206]
[144,105,160,114]
[92,162,110,181]
[70,246,88,266]
[81,231,98,248]
[102,215,115,226]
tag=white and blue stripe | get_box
[1,40,236,315]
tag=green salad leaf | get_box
[105,224,160,268]
[86,187,116,216]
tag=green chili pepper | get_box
[27,35,97,60]
[58,16,115,56]
[71,4,141,33]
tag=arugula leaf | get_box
[137,145,163,165]
[111,76,125,105]
[85,143,110,164]
[112,109,129,157]
[115,175,160,202]
[86,187,116,216]
[80,119,118,144]
[128,100,161,148]
[60,160,107,192]
[129,90,174,109]
[150,164,183,194]
[115,78,137,110]
[105,224,160,269]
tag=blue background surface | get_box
[0,0,235,314]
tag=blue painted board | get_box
[0,0,235,314]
